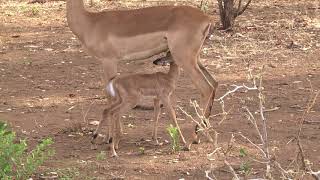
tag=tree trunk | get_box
[217,0,235,30]
[217,0,252,30]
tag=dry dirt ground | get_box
[0,0,319,179]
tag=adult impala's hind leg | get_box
[198,60,218,117]
[167,22,214,117]
[167,27,215,145]
[173,54,214,117]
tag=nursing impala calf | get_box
[91,61,186,157]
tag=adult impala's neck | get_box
[66,0,91,39]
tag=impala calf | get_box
[92,62,186,157]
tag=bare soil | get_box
[0,0,319,179]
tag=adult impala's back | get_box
[66,0,218,125]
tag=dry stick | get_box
[205,69,263,179]
[236,0,252,17]
[181,99,239,179]
[273,161,293,179]
[222,134,240,180]
[218,102,234,125]
[228,67,273,178]
[179,100,215,143]
[191,100,214,132]
[257,75,272,179]
[237,133,266,158]
[271,85,319,179]
[208,132,240,180]
[215,84,258,102]
[81,101,96,126]
[237,0,243,15]
[213,82,258,126]
[243,107,265,145]
[295,89,319,175]
[205,171,216,180]
[224,160,240,180]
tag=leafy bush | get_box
[166,124,180,152]
[0,121,54,179]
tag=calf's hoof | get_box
[111,153,119,158]
[181,145,190,151]
[90,144,97,150]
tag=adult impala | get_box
[66,0,218,135]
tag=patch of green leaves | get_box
[138,147,145,155]
[56,167,81,180]
[96,151,106,161]
[239,147,248,157]
[166,124,180,152]
[17,4,40,17]
[239,147,251,176]
[240,162,252,176]
[198,0,209,13]
[0,121,54,179]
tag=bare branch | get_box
[237,132,267,158]
[237,0,243,14]
[273,161,294,179]
[205,170,217,180]
[243,107,265,145]
[296,137,306,170]
[224,160,240,180]
[215,83,257,102]
[178,104,214,142]
[297,90,319,137]
[81,101,96,126]
[235,0,252,17]
[207,147,222,160]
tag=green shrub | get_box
[96,151,106,161]
[166,124,180,152]
[138,147,145,155]
[0,121,54,179]
[239,147,251,176]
